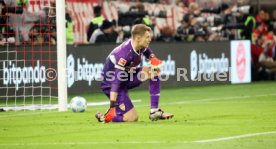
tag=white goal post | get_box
[56,0,68,111]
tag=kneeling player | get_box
[95,24,173,123]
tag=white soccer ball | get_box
[70,96,87,112]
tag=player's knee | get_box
[132,114,139,122]
[124,113,138,122]
[124,109,139,122]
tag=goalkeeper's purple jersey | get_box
[101,39,154,92]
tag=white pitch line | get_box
[0,141,188,146]
[1,131,276,146]
[0,111,61,118]
[194,131,276,143]
[1,93,276,118]
[133,93,276,108]
[87,99,141,106]
[0,100,142,118]
[171,93,276,105]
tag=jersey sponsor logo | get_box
[118,58,127,66]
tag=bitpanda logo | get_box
[67,54,104,88]
[2,60,46,90]
[190,50,229,80]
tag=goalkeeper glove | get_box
[104,101,118,123]
[149,57,162,71]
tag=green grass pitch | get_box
[0,81,276,149]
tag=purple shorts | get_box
[101,68,142,115]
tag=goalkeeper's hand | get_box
[149,57,162,72]
[104,101,118,123]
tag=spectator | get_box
[271,10,276,35]
[175,12,207,42]
[240,6,256,42]
[28,4,57,46]
[188,2,200,16]
[175,13,193,41]
[253,22,263,44]
[251,34,276,80]
[0,0,6,44]
[21,0,46,43]
[89,20,119,44]
[190,15,207,41]
[66,10,74,45]
[258,35,276,72]
[4,0,22,44]
[87,6,105,42]
[256,9,268,35]
[128,3,153,27]
[220,3,238,40]
[28,26,43,45]
[29,4,56,45]
[156,26,175,42]
[0,0,15,45]
[175,0,189,20]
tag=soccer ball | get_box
[70,96,87,112]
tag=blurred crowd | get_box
[0,0,56,45]
[84,1,276,80]
[0,0,275,80]
[84,1,276,46]
[1,0,276,45]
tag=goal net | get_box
[0,0,67,111]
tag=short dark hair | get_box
[131,24,151,38]
[93,6,102,16]
[100,20,113,30]
[182,13,191,23]
[0,0,4,4]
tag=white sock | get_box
[150,108,159,113]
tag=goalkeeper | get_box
[95,24,173,123]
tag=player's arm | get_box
[110,92,118,102]
[104,65,127,122]
[104,89,118,122]
[143,47,155,60]
[109,56,129,104]
[110,68,124,103]
[143,48,162,70]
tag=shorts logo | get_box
[119,104,126,111]
[118,58,127,66]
